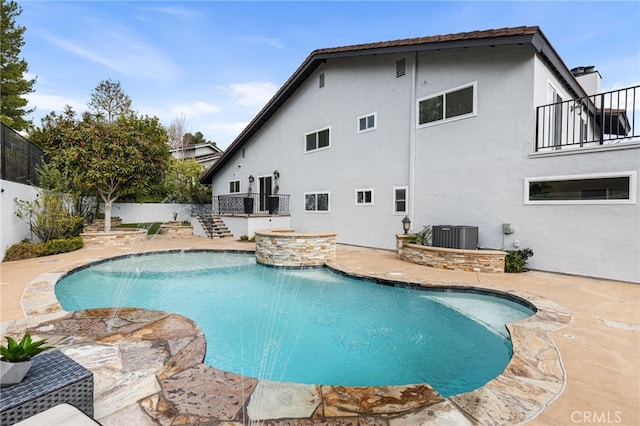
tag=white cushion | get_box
[13,403,99,426]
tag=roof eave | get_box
[200,28,587,185]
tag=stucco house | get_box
[201,26,639,283]
[170,142,223,169]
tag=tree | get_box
[163,158,211,204]
[0,0,36,131]
[33,107,170,232]
[183,131,214,147]
[167,114,187,150]
[88,79,132,122]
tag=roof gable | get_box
[201,26,582,184]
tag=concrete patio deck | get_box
[1,234,638,425]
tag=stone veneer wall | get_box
[255,229,337,267]
[81,229,148,247]
[396,235,506,273]
[159,224,194,236]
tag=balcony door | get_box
[548,84,563,148]
[258,175,273,212]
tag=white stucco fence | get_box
[0,180,40,260]
[107,203,192,224]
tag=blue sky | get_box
[18,1,640,148]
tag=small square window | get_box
[229,180,240,193]
[357,113,376,133]
[356,189,374,205]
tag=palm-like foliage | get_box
[0,333,53,362]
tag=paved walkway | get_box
[1,235,638,425]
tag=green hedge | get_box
[3,237,84,262]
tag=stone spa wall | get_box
[254,229,337,267]
[396,235,506,273]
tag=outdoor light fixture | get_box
[402,216,411,234]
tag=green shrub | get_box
[505,248,534,273]
[41,237,83,256]
[3,237,83,262]
[0,333,54,362]
[406,225,432,245]
[3,242,45,261]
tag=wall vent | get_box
[432,225,478,250]
[396,58,406,78]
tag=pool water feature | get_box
[55,251,534,397]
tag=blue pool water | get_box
[55,251,534,397]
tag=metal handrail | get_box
[535,85,638,152]
[213,193,290,215]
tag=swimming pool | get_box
[55,251,534,397]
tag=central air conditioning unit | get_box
[432,225,478,250]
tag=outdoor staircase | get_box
[196,214,233,239]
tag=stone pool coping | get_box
[2,248,572,425]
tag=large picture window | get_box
[305,128,331,152]
[525,172,636,204]
[304,192,330,212]
[418,82,476,127]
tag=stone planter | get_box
[396,234,506,273]
[80,229,148,247]
[0,360,33,387]
[159,224,194,237]
[83,218,122,232]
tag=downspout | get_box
[408,52,417,230]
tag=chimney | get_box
[571,66,602,96]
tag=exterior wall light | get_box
[402,216,411,234]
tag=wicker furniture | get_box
[0,350,94,425]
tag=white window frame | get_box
[357,112,377,133]
[524,171,637,205]
[417,81,477,128]
[229,180,241,193]
[393,186,408,214]
[304,127,331,153]
[304,191,330,212]
[355,188,374,206]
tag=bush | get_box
[40,237,83,256]
[505,248,534,273]
[3,237,83,262]
[3,242,45,261]
[406,225,432,245]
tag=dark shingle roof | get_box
[201,26,582,184]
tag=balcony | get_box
[212,193,290,216]
[535,85,639,152]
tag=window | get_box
[305,127,331,152]
[319,72,325,88]
[358,113,376,133]
[417,82,476,127]
[355,188,374,205]
[229,180,240,193]
[304,192,330,212]
[525,172,636,205]
[393,186,408,213]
